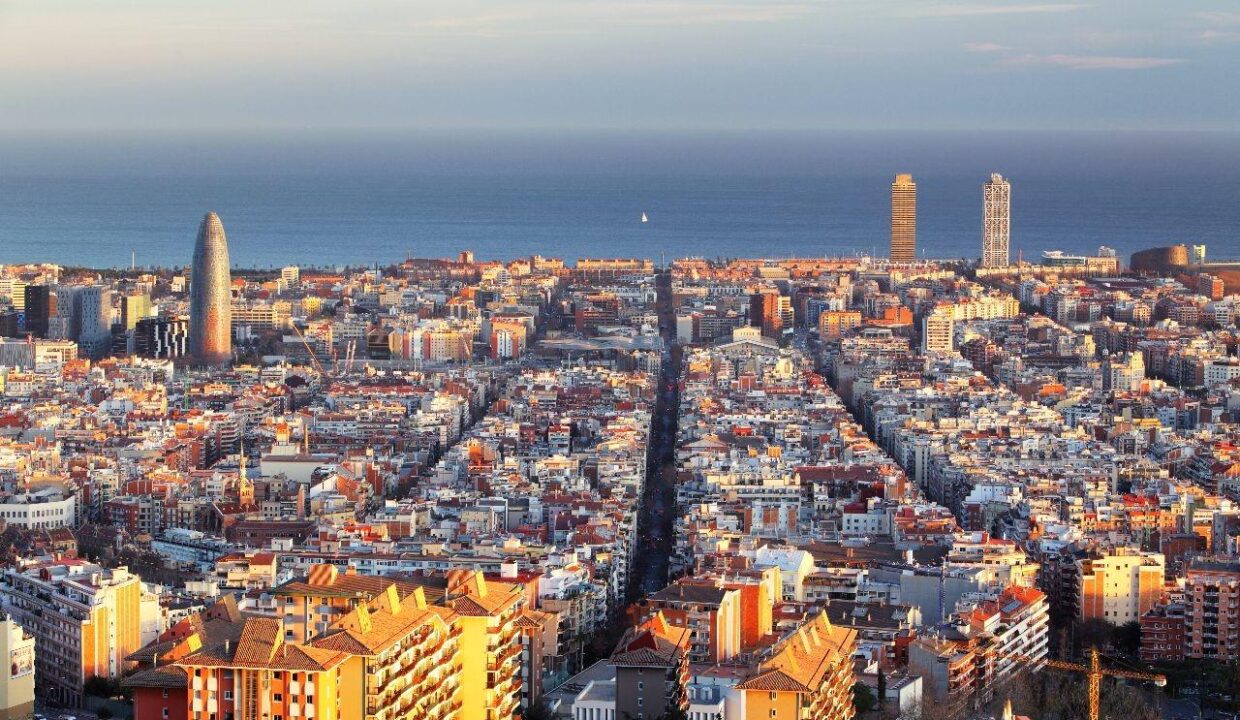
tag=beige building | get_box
[1079,548,1165,624]
[0,615,34,720]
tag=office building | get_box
[890,173,917,262]
[120,292,153,331]
[982,173,1011,268]
[135,316,189,359]
[22,286,52,338]
[189,212,233,366]
[69,285,112,359]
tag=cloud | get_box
[1007,53,1185,70]
[1197,29,1240,43]
[963,42,1008,52]
[1198,11,1240,25]
[911,3,1087,17]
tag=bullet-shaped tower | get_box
[189,212,232,366]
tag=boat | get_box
[641,212,648,223]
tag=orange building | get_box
[737,612,857,720]
[819,311,863,339]
[177,617,362,720]
[0,563,148,707]
[258,565,423,642]
[310,585,462,720]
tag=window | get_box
[274,694,283,702]
[162,689,169,698]
[224,691,232,701]
[637,682,644,691]
[162,710,168,719]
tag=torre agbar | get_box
[189,211,232,366]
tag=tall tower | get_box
[890,174,916,262]
[982,173,1011,268]
[189,212,232,366]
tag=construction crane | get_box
[288,323,327,377]
[998,647,1166,720]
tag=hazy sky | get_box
[1,0,1237,133]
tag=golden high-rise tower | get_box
[890,173,916,262]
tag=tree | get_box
[877,667,887,710]
[853,682,878,715]
[83,675,120,698]
[522,701,555,720]
[1113,620,1142,658]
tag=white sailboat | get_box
[641,212,648,224]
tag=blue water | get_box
[1,131,1238,268]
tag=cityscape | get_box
[3,2,1239,720]
[2,169,1238,720]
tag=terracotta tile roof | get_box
[122,665,188,690]
[737,612,855,694]
[178,617,352,672]
[609,611,690,669]
[309,589,451,656]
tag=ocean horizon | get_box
[2,129,1238,269]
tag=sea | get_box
[1,130,1238,269]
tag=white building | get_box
[0,487,78,529]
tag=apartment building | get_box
[736,612,857,720]
[1184,558,1240,661]
[310,585,462,720]
[1078,548,1165,624]
[1,563,152,707]
[644,581,742,663]
[177,617,362,720]
[609,612,691,720]
[0,615,35,720]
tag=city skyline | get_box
[0,3,1236,720]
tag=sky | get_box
[0,1,1238,133]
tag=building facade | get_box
[890,174,917,262]
[189,212,233,367]
[981,173,1011,268]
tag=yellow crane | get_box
[998,647,1166,720]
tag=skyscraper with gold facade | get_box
[890,173,917,262]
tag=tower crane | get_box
[288,323,326,377]
[997,647,1166,720]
